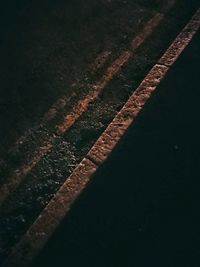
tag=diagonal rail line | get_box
[3,6,200,267]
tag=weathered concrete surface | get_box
[87,65,168,164]
[2,158,96,267]
[34,27,200,267]
[0,0,200,265]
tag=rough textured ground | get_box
[0,0,199,264]
[0,0,160,157]
[34,27,200,267]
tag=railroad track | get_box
[0,0,200,266]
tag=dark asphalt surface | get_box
[1,1,200,263]
[0,0,158,157]
[34,29,200,267]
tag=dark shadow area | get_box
[34,29,200,267]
